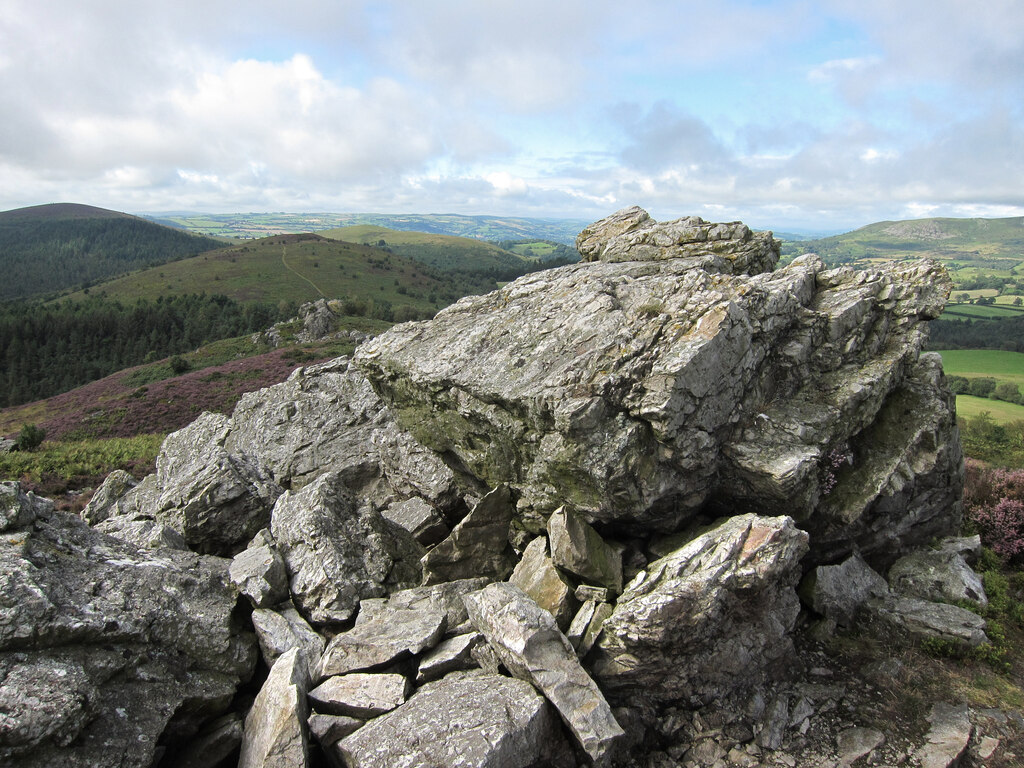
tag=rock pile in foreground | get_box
[3,207,1006,767]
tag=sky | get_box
[1,0,1021,232]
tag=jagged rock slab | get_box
[0,485,256,768]
[914,703,972,768]
[356,220,959,554]
[80,469,136,525]
[382,496,449,545]
[420,485,516,585]
[98,412,283,556]
[509,536,578,631]
[251,604,326,679]
[415,632,484,684]
[317,607,446,678]
[270,471,423,624]
[576,206,780,274]
[591,514,809,708]
[799,553,890,627]
[547,506,623,594]
[837,727,885,767]
[239,647,310,768]
[230,529,289,608]
[309,673,410,718]
[307,713,362,749]
[355,577,489,635]
[226,357,458,507]
[464,582,625,765]
[335,672,572,768]
[864,595,988,647]
[888,549,987,608]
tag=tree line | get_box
[0,295,291,407]
[928,317,1024,353]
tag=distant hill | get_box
[321,225,543,276]
[149,211,592,245]
[0,203,225,301]
[63,232,501,313]
[781,216,1024,268]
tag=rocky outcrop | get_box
[591,514,809,709]
[271,471,423,625]
[355,208,960,567]
[0,482,256,768]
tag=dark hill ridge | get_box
[0,202,135,221]
[0,204,225,301]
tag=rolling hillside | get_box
[62,232,500,312]
[150,211,591,244]
[320,225,542,276]
[782,216,1024,267]
[0,203,225,301]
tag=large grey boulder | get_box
[591,514,808,709]
[356,577,490,635]
[888,549,988,608]
[576,206,780,274]
[0,485,256,768]
[464,582,625,765]
[335,672,572,768]
[355,212,960,562]
[1,481,51,531]
[547,506,623,594]
[800,553,891,627]
[420,485,516,585]
[96,413,283,556]
[227,357,458,507]
[238,647,310,768]
[864,595,988,647]
[914,703,973,768]
[270,472,423,625]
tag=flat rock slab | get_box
[464,582,625,765]
[416,632,484,684]
[251,604,326,680]
[238,648,310,768]
[335,673,570,768]
[865,596,988,647]
[317,607,446,678]
[548,506,623,594]
[837,727,885,766]
[420,485,515,585]
[309,673,410,718]
[509,536,578,631]
[915,703,972,768]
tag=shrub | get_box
[965,460,1024,565]
[168,355,190,375]
[946,375,970,395]
[969,377,998,397]
[992,381,1021,404]
[16,423,46,451]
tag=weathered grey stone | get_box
[270,472,423,624]
[421,486,515,585]
[864,595,988,647]
[308,673,410,718]
[230,530,289,608]
[0,487,255,768]
[799,553,891,626]
[239,647,310,768]
[355,578,490,634]
[914,702,972,768]
[464,582,625,765]
[251,604,326,680]
[93,517,188,550]
[888,549,988,608]
[567,600,597,649]
[356,224,959,560]
[307,713,362,748]
[335,672,571,768]
[837,727,885,767]
[317,607,446,679]
[756,694,789,749]
[591,514,809,708]
[103,412,284,556]
[576,584,610,603]
[382,496,449,546]
[576,206,780,275]
[81,469,136,525]
[937,534,982,563]
[1,481,51,532]
[416,632,484,684]
[226,358,458,508]
[579,602,614,658]
[509,536,578,631]
[548,506,623,594]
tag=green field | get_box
[937,349,1024,388]
[942,304,1024,320]
[954,394,1024,422]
